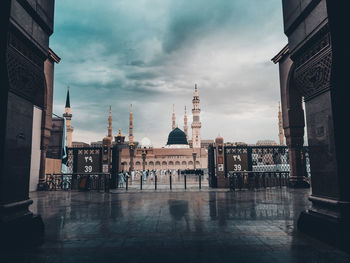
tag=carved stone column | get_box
[0,0,55,247]
[281,0,350,249]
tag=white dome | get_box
[140,137,152,148]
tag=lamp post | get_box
[142,148,147,172]
[192,152,197,170]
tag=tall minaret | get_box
[191,84,201,148]
[172,104,176,130]
[129,104,134,173]
[184,106,188,140]
[278,103,284,145]
[129,104,134,146]
[63,86,74,147]
[107,106,113,140]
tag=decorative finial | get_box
[65,86,71,108]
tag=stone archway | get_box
[273,48,309,188]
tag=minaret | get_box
[278,103,285,145]
[108,106,113,140]
[172,104,176,130]
[129,104,134,146]
[184,106,188,140]
[191,84,201,148]
[63,86,74,147]
[129,104,134,173]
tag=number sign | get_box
[226,153,248,172]
[77,150,101,173]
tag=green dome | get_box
[167,128,188,145]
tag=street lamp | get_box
[142,147,147,171]
[192,152,197,170]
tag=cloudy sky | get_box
[50,0,287,147]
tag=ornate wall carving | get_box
[292,25,332,101]
[6,31,45,107]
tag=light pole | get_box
[192,152,197,170]
[142,148,147,172]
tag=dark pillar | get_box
[0,0,55,247]
[284,115,309,188]
[129,145,134,173]
[38,50,60,189]
[192,152,197,170]
[281,0,350,249]
[215,136,227,188]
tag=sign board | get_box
[218,156,223,164]
[226,153,248,172]
[76,149,101,173]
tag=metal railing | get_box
[44,173,111,192]
[116,170,206,191]
[227,171,289,191]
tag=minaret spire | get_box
[184,106,188,140]
[129,104,134,146]
[191,84,201,148]
[108,106,112,139]
[278,102,284,145]
[65,86,70,108]
[172,104,176,130]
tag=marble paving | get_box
[7,188,350,263]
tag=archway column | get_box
[284,123,309,188]
[279,0,350,249]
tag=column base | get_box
[298,196,350,252]
[217,176,228,188]
[288,177,310,188]
[0,200,45,248]
[37,180,47,191]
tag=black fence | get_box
[228,171,290,190]
[116,169,207,191]
[208,145,310,189]
[44,173,111,192]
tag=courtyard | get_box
[7,188,350,263]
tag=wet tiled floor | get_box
[11,188,350,262]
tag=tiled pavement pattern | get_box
[9,189,350,262]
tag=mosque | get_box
[118,84,209,171]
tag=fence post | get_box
[184,174,187,190]
[126,175,128,191]
[199,174,202,190]
[170,175,172,190]
[155,175,157,190]
[140,175,143,190]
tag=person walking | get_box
[119,171,125,188]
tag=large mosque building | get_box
[119,85,209,171]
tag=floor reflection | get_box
[22,188,350,263]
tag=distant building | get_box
[72,141,90,148]
[118,85,208,171]
[188,139,215,149]
[256,140,278,146]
